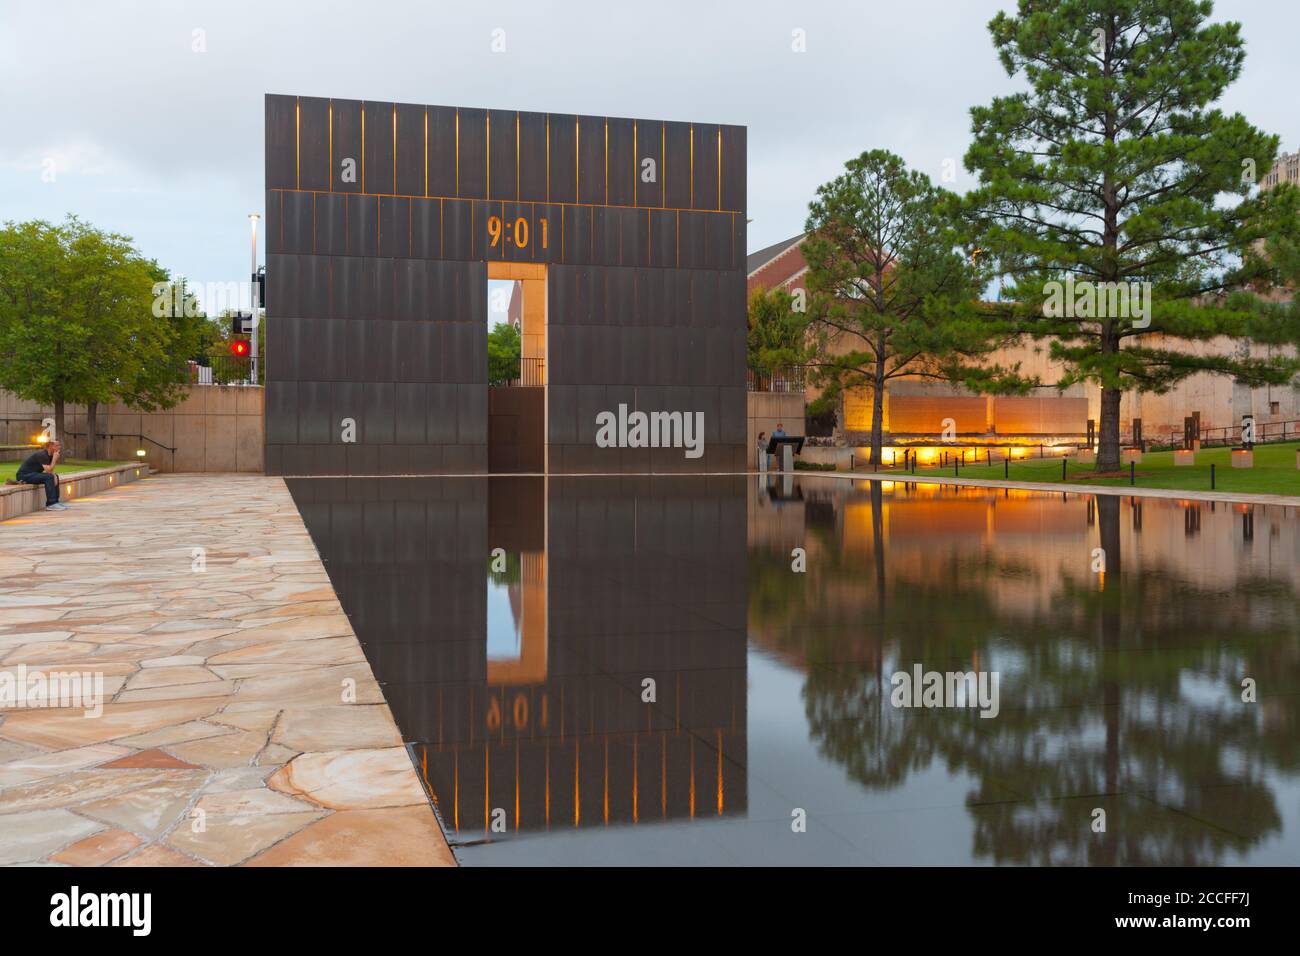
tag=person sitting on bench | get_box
[17,440,67,511]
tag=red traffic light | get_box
[230,339,250,357]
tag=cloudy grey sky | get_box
[1,0,1294,314]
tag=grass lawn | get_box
[907,441,1300,496]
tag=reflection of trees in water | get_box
[752,486,1300,864]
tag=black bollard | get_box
[1062,457,1067,481]
[1130,461,1135,486]
[1004,458,1009,480]
[1211,463,1216,490]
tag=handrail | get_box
[61,430,178,454]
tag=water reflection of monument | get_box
[288,475,748,839]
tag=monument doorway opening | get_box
[487,262,547,473]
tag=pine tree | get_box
[965,0,1300,471]
[802,150,1021,466]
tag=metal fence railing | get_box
[747,366,807,393]
[1198,419,1300,447]
[190,355,259,386]
[1134,419,1300,449]
[492,357,545,387]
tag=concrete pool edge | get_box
[808,470,1300,507]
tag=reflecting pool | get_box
[286,475,1300,865]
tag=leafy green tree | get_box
[964,0,1300,471]
[802,150,1021,465]
[747,286,808,374]
[747,286,820,417]
[0,216,204,457]
[0,220,85,442]
[487,320,522,385]
[125,266,206,415]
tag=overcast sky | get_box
[1,0,1294,315]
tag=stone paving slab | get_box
[0,474,454,867]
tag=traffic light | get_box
[230,339,250,357]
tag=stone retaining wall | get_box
[0,388,263,473]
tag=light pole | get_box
[249,213,260,383]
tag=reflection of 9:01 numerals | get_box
[485,691,549,732]
[488,215,548,251]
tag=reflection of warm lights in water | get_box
[661,735,667,818]
[717,730,725,816]
[423,728,733,834]
[866,443,1078,466]
[688,737,696,819]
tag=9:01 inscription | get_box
[487,214,548,252]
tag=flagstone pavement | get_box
[0,474,455,867]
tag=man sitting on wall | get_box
[16,440,68,511]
